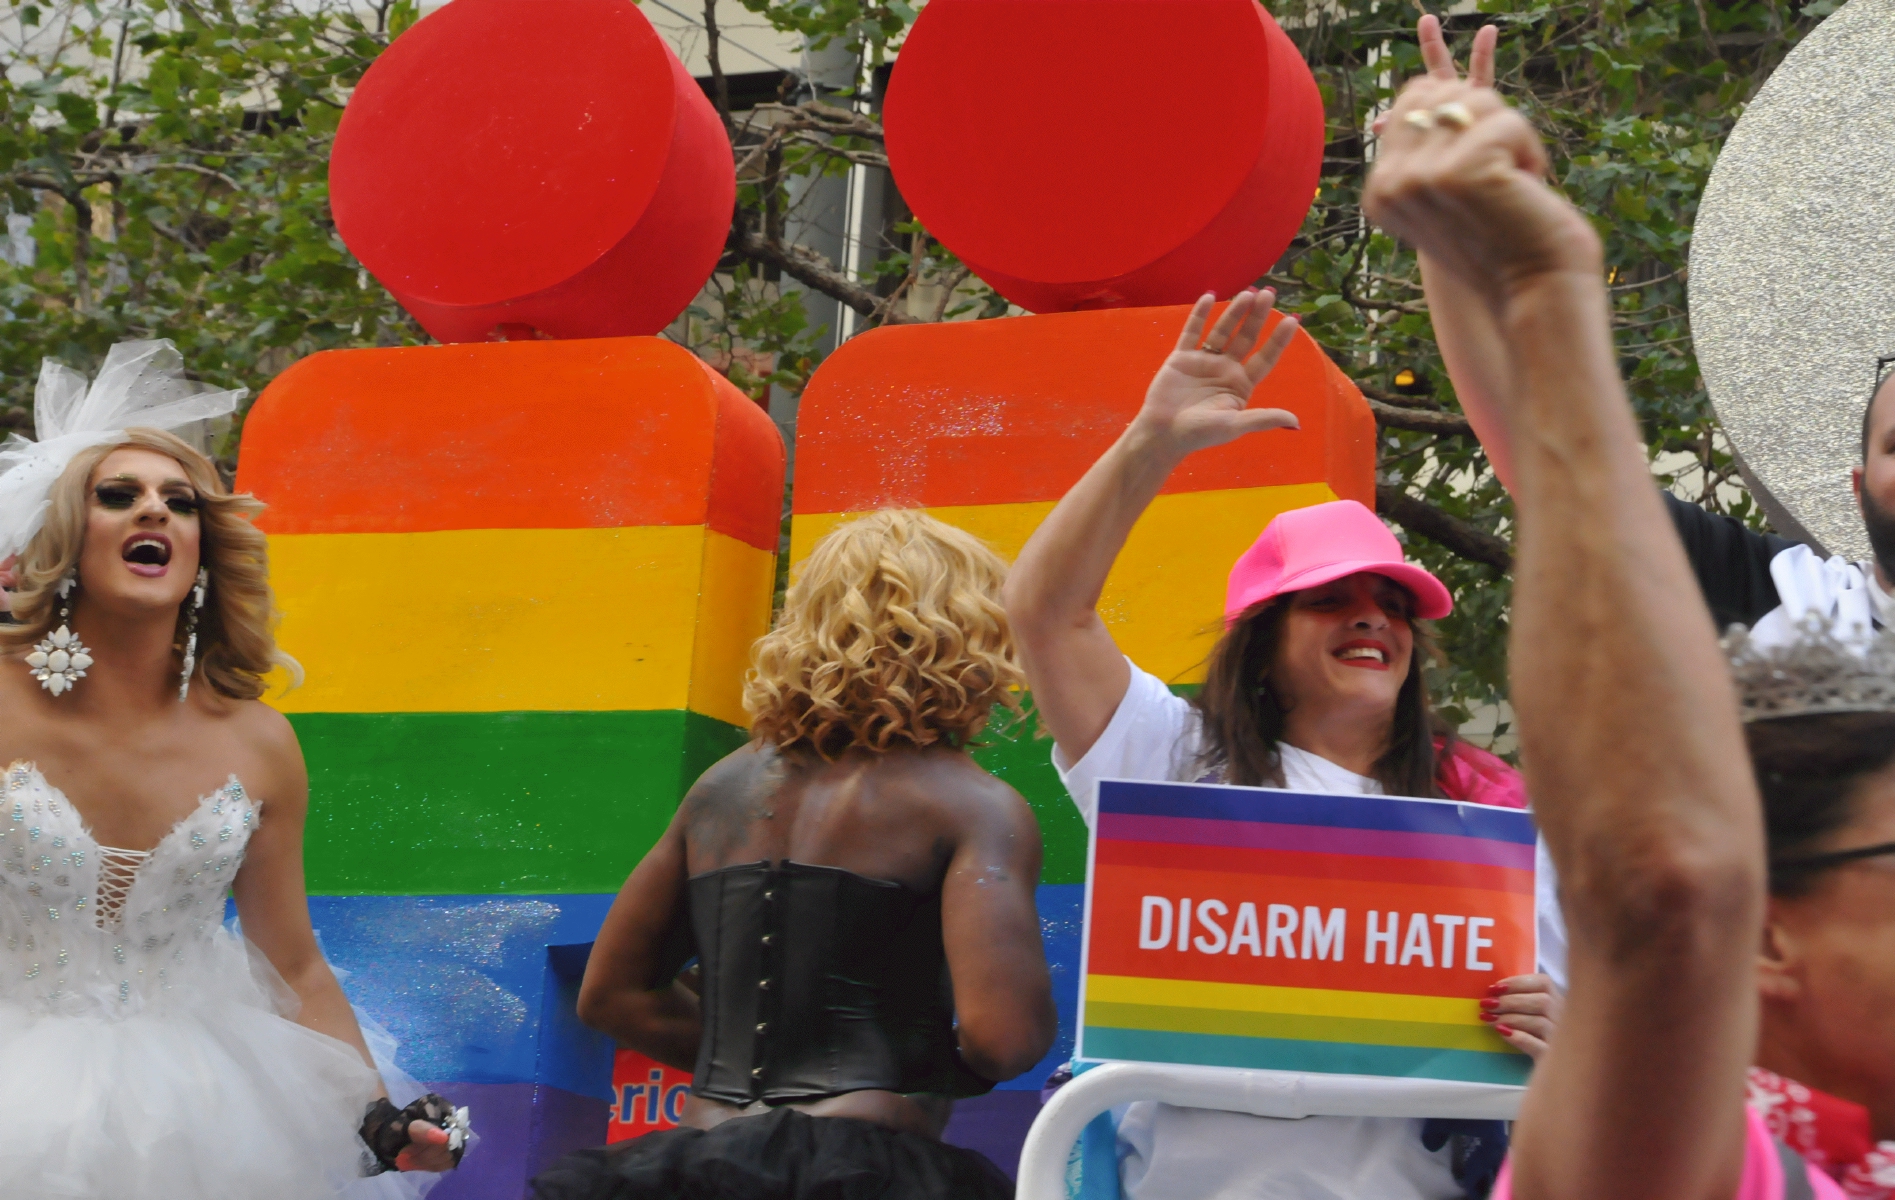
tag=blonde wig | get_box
[746,509,1025,759]
[1,428,295,700]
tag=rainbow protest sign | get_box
[1079,779,1537,1086]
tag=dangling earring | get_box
[178,567,207,703]
[25,568,92,697]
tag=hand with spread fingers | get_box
[1481,973,1564,1062]
[1363,74,1600,316]
[1131,288,1302,460]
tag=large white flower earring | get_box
[26,569,92,697]
[178,567,207,702]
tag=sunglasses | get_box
[1772,840,1895,880]
[1879,354,1895,395]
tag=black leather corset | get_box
[688,860,995,1105]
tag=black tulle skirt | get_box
[529,1107,1014,1200]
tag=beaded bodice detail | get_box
[0,762,258,1016]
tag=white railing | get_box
[1015,1062,1525,1200]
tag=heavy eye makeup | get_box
[92,481,201,516]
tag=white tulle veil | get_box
[0,340,247,562]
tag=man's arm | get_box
[1662,491,1796,631]
[575,810,701,1070]
[1365,82,1765,1200]
[939,775,1056,1082]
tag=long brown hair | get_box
[1,428,296,700]
[1189,591,1446,797]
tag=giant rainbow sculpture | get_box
[233,0,1373,1191]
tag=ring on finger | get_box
[1431,101,1475,131]
[1203,338,1229,354]
[1402,109,1437,131]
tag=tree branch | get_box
[1369,398,1473,437]
[728,225,918,324]
[702,0,734,133]
[1376,484,1513,573]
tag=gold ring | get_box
[1402,109,1437,131]
[1432,101,1475,131]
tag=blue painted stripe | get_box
[298,886,1085,1091]
[1081,1024,1533,1086]
[1097,780,1537,845]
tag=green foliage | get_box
[1259,0,1816,731]
[0,0,422,444]
[734,0,913,64]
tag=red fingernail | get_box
[1479,1012,1497,1022]
[1479,998,1499,1011]
[1487,983,1508,995]
[1494,1024,1515,1036]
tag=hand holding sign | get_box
[1081,780,1539,1085]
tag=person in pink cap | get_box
[1006,293,1558,1199]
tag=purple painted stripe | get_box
[1099,813,1537,870]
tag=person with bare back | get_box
[532,509,1057,1200]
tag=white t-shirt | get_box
[1053,662,1470,1200]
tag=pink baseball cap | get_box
[1225,499,1453,623]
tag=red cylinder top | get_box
[330,0,682,308]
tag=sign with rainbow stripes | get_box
[1079,779,1537,1086]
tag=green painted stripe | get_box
[292,710,748,895]
[1081,1025,1532,1086]
[970,709,1090,886]
[1084,1000,1501,1053]
[293,705,1091,893]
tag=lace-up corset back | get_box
[0,762,258,1015]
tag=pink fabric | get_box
[1434,739,1529,810]
[1748,1067,1895,1200]
[1489,1108,1849,1200]
[1224,499,1453,622]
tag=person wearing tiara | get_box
[0,341,468,1198]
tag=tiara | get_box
[1725,618,1895,722]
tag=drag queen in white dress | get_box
[0,343,468,1199]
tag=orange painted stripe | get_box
[792,305,1374,514]
[236,338,785,551]
[1084,860,1536,998]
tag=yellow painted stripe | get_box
[689,528,778,728]
[1083,1000,1508,1053]
[266,526,773,724]
[1085,974,1484,1027]
[791,484,1338,686]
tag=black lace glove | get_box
[360,1093,470,1175]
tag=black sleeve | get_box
[1662,490,1799,631]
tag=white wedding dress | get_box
[0,761,437,1200]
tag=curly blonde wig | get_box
[1,428,296,700]
[746,509,1025,759]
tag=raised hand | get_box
[1363,79,1600,312]
[1370,12,1496,141]
[1131,289,1301,460]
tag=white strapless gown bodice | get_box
[0,762,426,1200]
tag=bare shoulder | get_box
[212,697,307,811]
[0,653,54,764]
[677,741,774,813]
[908,749,1039,836]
